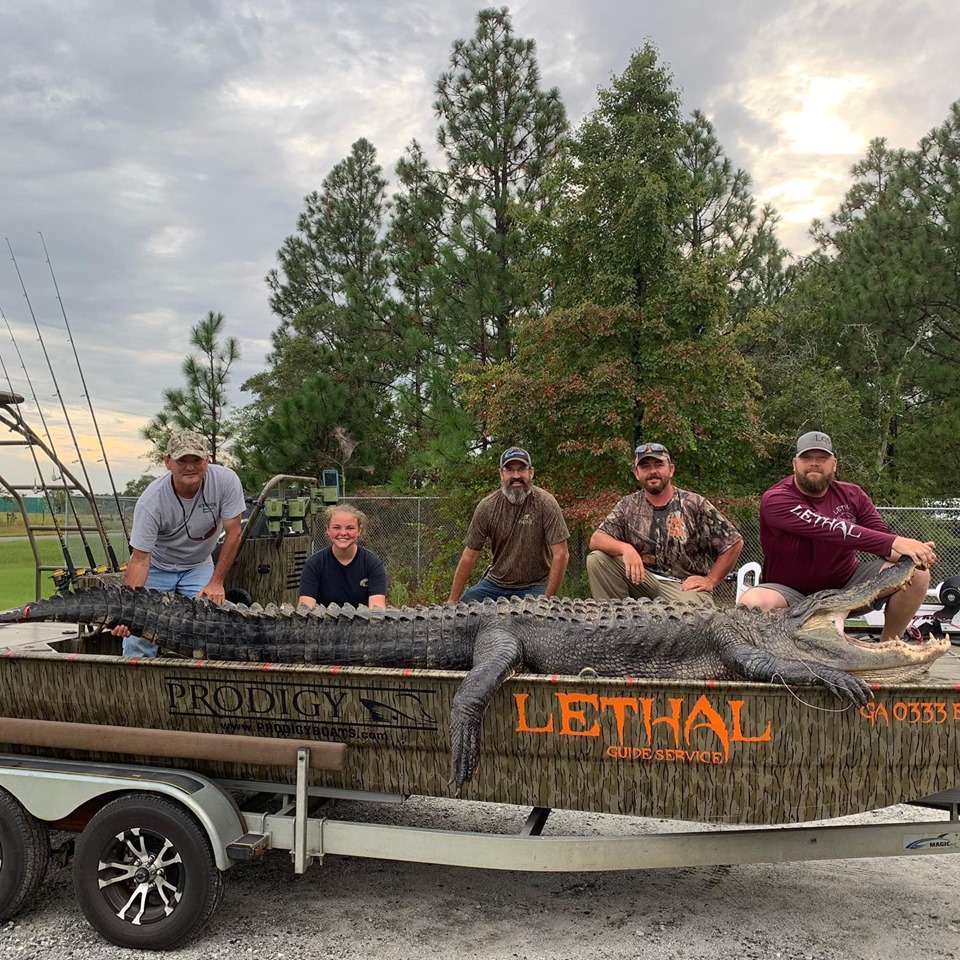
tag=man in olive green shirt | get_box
[447,447,570,603]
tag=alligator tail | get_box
[0,587,320,659]
[0,588,192,650]
[0,586,473,667]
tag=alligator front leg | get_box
[729,645,871,706]
[449,623,523,791]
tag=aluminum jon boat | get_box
[1,622,958,826]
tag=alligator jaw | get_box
[792,557,916,625]
[785,558,950,680]
[800,609,938,650]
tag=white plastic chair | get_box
[735,561,762,603]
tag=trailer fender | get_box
[0,755,245,870]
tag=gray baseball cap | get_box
[795,431,835,456]
[166,430,210,460]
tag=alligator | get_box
[0,557,947,787]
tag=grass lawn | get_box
[0,518,30,538]
[0,538,67,607]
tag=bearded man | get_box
[447,447,570,603]
[738,431,937,641]
[587,442,743,607]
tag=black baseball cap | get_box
[500,447,532,468]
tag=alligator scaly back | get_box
[1,559,947,788]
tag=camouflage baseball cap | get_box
[634,442,671,463]
[166,430,209,460]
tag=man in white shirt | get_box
[113,430,245,657]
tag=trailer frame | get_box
[0,744,958,950]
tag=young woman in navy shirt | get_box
[297,505,387,609]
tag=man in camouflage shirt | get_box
[587,442,743,607]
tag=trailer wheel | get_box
[0,788,49,922]
[73,793,224,950]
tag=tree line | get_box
[138,7,960,516]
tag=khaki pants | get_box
[586,551,715,608]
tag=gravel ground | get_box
[2,797,959,960]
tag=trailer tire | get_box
[73,793,224,950]
[0,788,49,922]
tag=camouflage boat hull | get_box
[0,632,957,825]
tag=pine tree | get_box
[383,141,448,487]
[540,43,686,312]
[474,45,768,497]
[241,138,398,482]
[432,6,567,364]
[679,109,790,325]
[141,311,240,462]
[757,102,960,500]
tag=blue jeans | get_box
[122,562,213,657]
[459,578,546,604]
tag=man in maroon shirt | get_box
[738,431,937,642]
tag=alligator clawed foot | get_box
[449,716,481,793]
[820,669,872,707]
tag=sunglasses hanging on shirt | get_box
[172,475,217,541]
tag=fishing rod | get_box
[39,231,128,564]
[4,239,102,569]
[0,305,80,581]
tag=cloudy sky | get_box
[1,0,957,492]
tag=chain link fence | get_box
[322,497,454,605]
[341,498,960,606]
[59,493,960,606]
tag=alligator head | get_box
[763,557,950,682]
